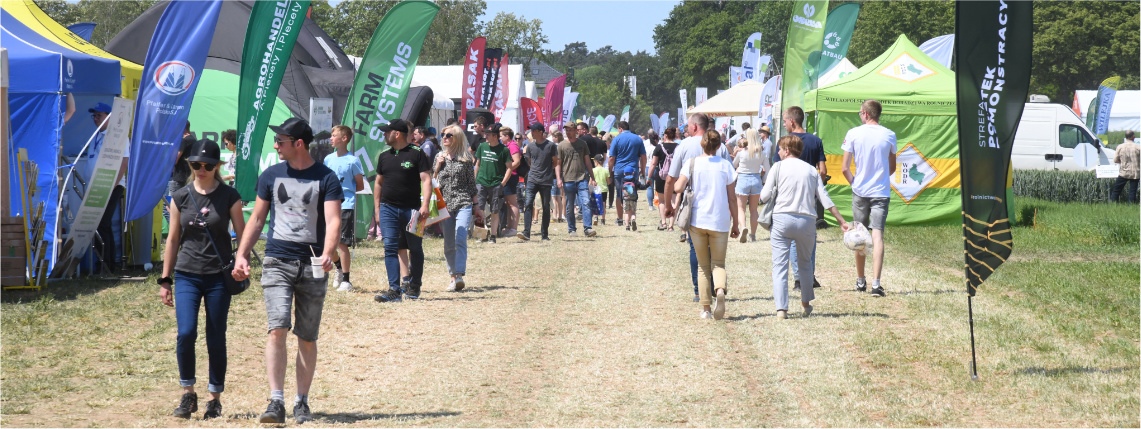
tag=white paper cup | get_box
[310,257,325,278]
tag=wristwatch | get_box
[157,276,173,286]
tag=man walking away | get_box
[608,121,647,231]
[232,118,343,424]
[841,100,896,297]
[1110,130,1139,203]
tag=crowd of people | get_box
[155,99,901,422]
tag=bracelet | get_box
[157,276,173,286]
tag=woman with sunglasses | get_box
[159,138,246,419]
[434,125,479,291]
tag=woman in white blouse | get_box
[760,135,849,319]
[675,131,739,320]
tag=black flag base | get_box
[969,295,979,381]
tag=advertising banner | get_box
[695,87,708,106]
[619,105,631,123]
[819,3,859,78]
[1094,76,1120,136]
[125,0,222,221]
[480,48,503,109]
[562,91,579,126]
[729,66,745,87]
[234,0,309,201]
[780,0,827,112]
[459,37,486,126]
[491,52,510,121]
[520,97,543,129]
[51,97,133,276]
[309,97,334,144]
[544,74,567,127]
[955,0,1032,295]
[679,88,688,110]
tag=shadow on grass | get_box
[312,410,461,423]
[464,285,534,293]
[893,289,960,296]
[726,311,890,321]
[727,296,774,302]
[425,295,493,302]
[1015,366,1137,377]
[0,276,133,304]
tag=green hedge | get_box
[1012,169,1117,203]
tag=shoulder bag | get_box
[759,161,782,231]
[674,157,698,231]
[187,191,250,295]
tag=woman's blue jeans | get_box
[442,205,472,276]
[174,271,230,393]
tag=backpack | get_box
[621,170,639,197]
[659,145,677,179]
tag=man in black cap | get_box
[518,122,560,241]
[371,118,433,303]
[232,117,343,425]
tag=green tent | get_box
[804,35,964,226]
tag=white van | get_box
[1012,102,1115,171]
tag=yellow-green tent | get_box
[2,1,143,99]
[804,35,961,225]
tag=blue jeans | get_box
[174,271,230,393]
[688,234,701,297]
[523,182,552,238]
[442,205,472,276]
[563,179,593,232]
[771,213,816,311]
[377,203,424,290]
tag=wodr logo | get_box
[153,61,195,96]
[877,53,936,83]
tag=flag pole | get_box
[968,294,979,381]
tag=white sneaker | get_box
[713,289,726,320]
[446,278,457,292]
[336,280,354,292]
[332,268,343,289]
[700,310,713,319]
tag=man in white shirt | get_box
[841,99,897,297]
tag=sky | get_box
[482,1,680,55]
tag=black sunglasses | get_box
[189,162,217,171]
[442,133,454,139]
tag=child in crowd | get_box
[591,154,611,225]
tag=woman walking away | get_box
[733,128,767,242]
[674,131,739,320]
[761,135,849,320]
[435,125,479,291]
[652,127,680,230]
[159,138,246,419]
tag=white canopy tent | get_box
[411,64,525,132]
[1074,90,1140,133]
[687,80,764,117]
[817,58,858,87]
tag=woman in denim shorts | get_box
[733,129,767,242]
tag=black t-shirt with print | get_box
[173,184,242,274]
[256,161,344,259]
[376,144,431,209]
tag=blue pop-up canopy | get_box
[2,8,121,270]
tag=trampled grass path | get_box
[2,208,1138,427]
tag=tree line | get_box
[36,0,1139,134]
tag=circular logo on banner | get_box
[153,61,195,96]
[803,4,816,17]
[824,32,842,50]
[67,59,74,78]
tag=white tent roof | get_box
[412,64,524,109]
[687,80,764,117]
[817,58,858,87]
[1074,90,1140,132]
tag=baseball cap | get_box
[377,118,410,134]
[484,122,502,134]
[186,138,221,164]
[88,102,112,114]
[269,118,314,144]
[528,122,545,132]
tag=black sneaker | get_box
[813,277,822,289]
[517,231,530,241]
[404,282,421,300]
[793,280,801,291]
[293,400,313,424]
[259,399,286,424]
[616,219,624,226]
[173,392,197,419]
[625,225,631,231]
[490,235,496,244]
[870,286,886,297]
[540,236,551,241]
[584,228,597,237]
[374,288,403,303]
[630,219,637,231]
[203,399,222,419]
[855,278,867,292]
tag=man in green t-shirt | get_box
[474,123,512,243]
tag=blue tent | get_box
[2,9,121,270]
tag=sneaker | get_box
[454,275,465,292]
[739,228,748,243]
[793,280,801,291]
[692,295,699,303]
[776,310,788,320]
[679,233,687,243]
[630,220,637,231]
[517,231,530,241]
[625,225,631,231]
[203,399,222,419]
[332,267,342,289]
[404,282,422,300]
[489,235,497,244]
[713,289,726,320]
[803,304,813,317]
[173,392,197,419]
[812,277,822,289]
[870,286,886,297]
[258,399,285,424]
[540,236,551,242]
[700,310,713,319]
[584,228,597,237]
[293,400,312,424]
[568,230,578,238]
[336,280,353,292]
[616,219,624,226]
[502,228,518,238]
[374,288,403,303]
[749,232,756,242]
[446,278,458,292]
[855,278,867,292]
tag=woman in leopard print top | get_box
[434,125,478,291]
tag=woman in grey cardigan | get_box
[760,135,849,319]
